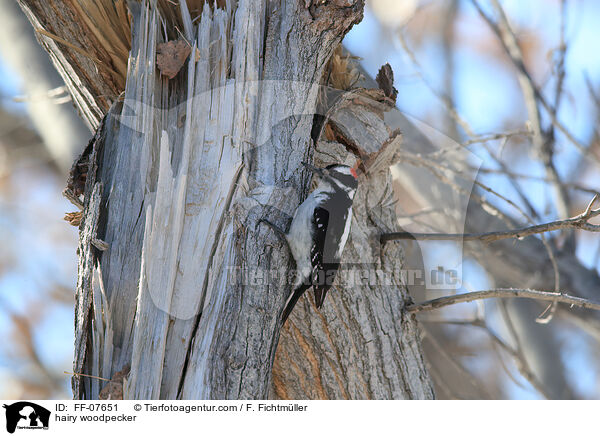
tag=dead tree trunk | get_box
[17,0,434,399]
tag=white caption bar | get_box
[1,400,597,435]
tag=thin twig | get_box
[471,166,600,195]
[399,152,516,226]
[495,300,551,398]
[382,194,600,243]
[395,31,475,137]
[422,312,551,397]
[421,328,487,396]
[406,288,600,314]
[462,129,531,147]
[472,0,595,165]
[398,149,562,301]
[482,137,540,219]
[474,0,571,221]
[395,8,563,315]
[64,371,110,382]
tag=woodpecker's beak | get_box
[301,162,326,178]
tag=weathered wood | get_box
[21,0,436,400]
[16,0,130,128]
[72,106,114,397]
[272,95,434,399]
[74,0,391,400]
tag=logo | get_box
[2,402,50,433]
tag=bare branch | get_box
[382,195,600,243]
[495,301,553,398]
[472,0,595,165]
[474,0,573,221]
[406,288,600,314]
[471,166,600,195]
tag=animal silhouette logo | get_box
[2,402,50,433]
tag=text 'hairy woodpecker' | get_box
[261,162,359,324]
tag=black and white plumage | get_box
[273,162,359,324]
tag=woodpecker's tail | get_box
[281,284,310,325]
[313,286,331,309]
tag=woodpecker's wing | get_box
[311,206,339,308]
[280,207,332,324]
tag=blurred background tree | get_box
[0,0,88,398]
[1,0,599,399]
[344,0,600,399]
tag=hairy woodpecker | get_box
[262,162,359,324]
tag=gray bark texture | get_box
[17,0,435,399]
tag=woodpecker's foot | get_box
[258,218,287,242]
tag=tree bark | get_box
[273,96,434,399]
[18,0,435,399]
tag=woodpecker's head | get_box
[302,162,359,198]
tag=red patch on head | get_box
[350,167,358,179]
